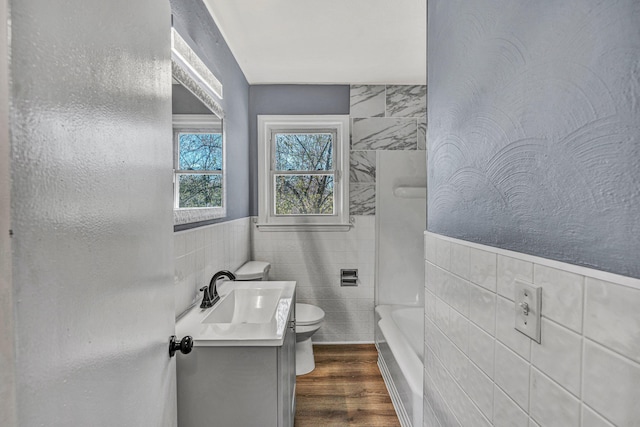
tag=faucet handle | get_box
[200,286,213,309]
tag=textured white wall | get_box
[424,233,640,427]
[8,0,175,425]
[427,0,640,278]
[0,0,16,424]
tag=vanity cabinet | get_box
[278,305,296,427]
[176,301,296,427]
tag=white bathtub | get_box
[375,305,424,427]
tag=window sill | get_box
[254,223,352,232]
[174,207,226,226]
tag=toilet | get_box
[234,260,271,282]
[294,303,325,375]
[234,261,325,376]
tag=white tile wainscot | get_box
[424,231,640,427]
[252,216,375,343]
[174,217,251,318]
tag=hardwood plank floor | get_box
[295,344,401,427]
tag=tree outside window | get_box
[177,132,223,208]
[273,132,335,215]
[257,115,350,230]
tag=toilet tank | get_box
[234,261,271,281]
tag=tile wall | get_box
[249,85,426,343]
[174,217,251,317]
[349,85,426,215]
[174,86,427,339]
[252,216,376,342]
[423,231,640,427]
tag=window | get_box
[173,114,225,224]
[257,115,350,230]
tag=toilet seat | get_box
[296,303,325,326]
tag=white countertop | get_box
[175,280,296,347]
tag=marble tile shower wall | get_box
[252,216,376,342]
[174,217,251,318]
[349,85,426,215]
[423,232,640,427]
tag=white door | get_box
[6,0,178,425]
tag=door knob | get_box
[169,335,193,357]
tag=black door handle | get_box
[169,335,193,357]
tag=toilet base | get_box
[295,337,315,375]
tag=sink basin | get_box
[175,280,296,346]
[202,288,283,324]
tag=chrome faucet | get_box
[200,270,236,309]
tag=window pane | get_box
[179,133,222,171]
[275,133,333,171]
[178,174,222,208]
[275,175,334,215]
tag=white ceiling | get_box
[202,0,427,85]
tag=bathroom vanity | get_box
[175,281,296,427]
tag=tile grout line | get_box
[583,335,640,368]
[424,368,464,427]
[494,340,530,412]
[427,331,492,426]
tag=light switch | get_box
[513,280,542,343]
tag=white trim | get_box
[171,28,223,99]
[173,216,250,235]
[255,224,351,232]
[425,231,640,291]
[257,115,350,230]
[172,114,221,128]
[173,206,226,225]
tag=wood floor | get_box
[294,344,401,427]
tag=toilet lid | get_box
[296,303,325,326]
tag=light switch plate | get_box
[513,280,542,343]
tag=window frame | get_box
[173,114,226,224]
[257,115,350,231]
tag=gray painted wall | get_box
[8,0,176,425]
[427,0,640,279]
[248,84,350,215]
[172,84,215,115]
[171,0,250,226]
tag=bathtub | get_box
[375,305,424,427]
